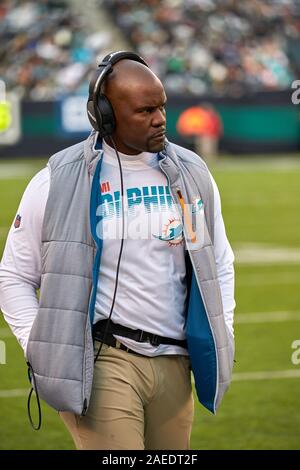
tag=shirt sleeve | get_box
[208,171,236,336]
[0,166,50,355]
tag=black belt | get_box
[94,331,146,357]
[92,319,187,349]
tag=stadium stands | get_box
[1,0,299,100]
[0,0,113,100]
[102,0,299,96]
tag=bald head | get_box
[103,59,164,103]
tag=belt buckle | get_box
[139,331,159,347]
[149,334,159,347]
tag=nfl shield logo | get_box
[14,214,21,228]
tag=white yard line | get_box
[2,238,300,265]
[235,311,300,323]
[237,275,299,286]
[0,163,44,179]
[234,244,300,265]
[0,310,298,337]
[232,369,300,381]
[1,369,300,398]
[0,312,299,341]
[0,389,29,398]
[212,158,300,171]
[1,158,299,178]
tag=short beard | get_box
[147,138,166,153]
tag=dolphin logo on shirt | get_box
[153,218,183,246]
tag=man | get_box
[0,51,235,450]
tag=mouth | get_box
[151,131,166,140]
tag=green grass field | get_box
[1,156,300,449]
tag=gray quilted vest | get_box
[26,131,234,415]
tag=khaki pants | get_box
[60,343,194,450]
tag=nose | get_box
[152,107,166,128]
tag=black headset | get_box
[87,51,149,137]
[87,51,148,364]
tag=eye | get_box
[139,105,166,114]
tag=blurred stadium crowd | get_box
[1,0,300,100]
[0,0,111,100]
[104,0,300,96]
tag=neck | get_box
[102,138,158,170]
[104,136,141,155]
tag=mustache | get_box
[151,129,166,138]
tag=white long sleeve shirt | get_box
[0,144,235,355]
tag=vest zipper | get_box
[176,186,219,411]
[158,159,219,412]
[82,155,103,416]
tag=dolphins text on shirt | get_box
[98,184,174,219]
[95,183,205,248]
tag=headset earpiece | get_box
[87,99,98,130]
[87,51,148,137]
[96,94,116,137]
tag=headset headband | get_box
[87,51,149,136]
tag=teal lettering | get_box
[143,186,159,213]
[97,193,114,219]
[127,187,142,215]
[165,186,173,209]
[114,190,121,217]
[158,185,166,209]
